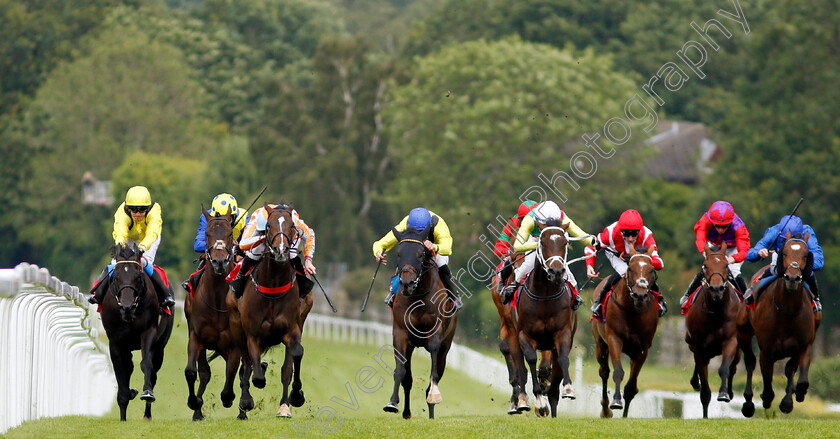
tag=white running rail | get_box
[0,263,116,434]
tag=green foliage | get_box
[251,35,400,265]
[810,355,840,402]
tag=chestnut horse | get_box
[737,231,821,417]
[100,242,173,421]
[227,205,305,418]
[490,216,551,415]
[383,225,459,419]
[184,207,246,420]
[591,245,660,418]
[512,220,579,418]
[684,242,740,418]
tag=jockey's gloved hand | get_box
[593,240,602,251]
[234,245,245,258]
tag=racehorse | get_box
[591,245,660,418]
[184,207,245,420]
[737,231,821,416]
[490,216,551,415]
[684,242,740,418]
[383,224,459,419]
[227,204,305,418]
[99,242,173,421]
[512,220,578,418]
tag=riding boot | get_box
[591,273,621,320]
[500,280,521,305]
[744,268,772,305]
[88,268,111,304]
[231,255,260,298]
[182,257,206,293]
[680,270,703,306]
[571,291,583,311]
[150,269,176,308]
[438,265,462,310]
[498,259,514,296]
[806,273,821,312]
[291,257,314,298]
[652,281,667,317]
[734,275,748,297]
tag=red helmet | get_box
[617,209,643,231]
[707,201,735,226]
[514,200,537,228]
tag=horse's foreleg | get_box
[500,324,524,414]
[520,334,546,416]
[277,331,302,418]
[693,352,711,419]
[193,349,211,421]
[606,335,625,412]
[728,348,741,402]
[220,349,239,409]
[138,327,159,410]
[795,344,813,403]
[758,350,776,410]
[779,357,797,414]
[384,332,410,415]
[238,360,254,419]
[401,345,415,420]
[717,337,738,403]
[288,329,306,408]
[594,331,612,418]
[246,336,265,389]
[185,332,202,413]
[622,349,648,418]
[110,346,134,422]
[547,350,561,418]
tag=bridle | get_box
[205,216,234,271]
[536,226,568,278]
[112,260,145,308]
[397,238,433,296]
[702,250,729,288]
[624,253,656,295]
[267,211,299,260]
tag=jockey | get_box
[88,186,176,308]
[181,193,250,294]
[679,201,751,306]
[586,209,666,319]
[499,200,592,310]
[493,200,537,295]
[372,207,462,310]
[744,215,823,311]
[228,203,316,298]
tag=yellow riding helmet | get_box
[125,186,152,208]
[211,193,237,216]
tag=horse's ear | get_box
[803,231,810,243]
[785,230,792,240]
[392,227,404,242]
[561,222,569,230]
[202,203,211,220]
[704,241,713,254]
[720,240,727,253]
[627,245,638,256]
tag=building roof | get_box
[645,121,720,184]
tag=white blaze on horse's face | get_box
[212,240,226,250]
[791,244,801,251]
[275,216,286,251]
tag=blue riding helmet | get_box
[407,207,432,230]
[779,215,804,238]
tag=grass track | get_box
[6,314,840,438]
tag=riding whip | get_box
[311,274,337,313]
[361,255,384,312]
[770,197,805,250]
[235,185,268,228]
[578,264,603,290]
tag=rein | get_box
[111,260,144,307]
[612,253,655,315]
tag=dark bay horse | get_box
[100,242,173,421]
[383,225,459,420]
[737,232,822,416]
[684,242,740,418]
[591,245,659,418]
[227,205,305,418]
[184,207,244,420]
[512,220,578,418]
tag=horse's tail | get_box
[207,350,222,362]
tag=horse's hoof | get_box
[187,395,201,410]
[383,402,399,413]
[237,410,248,421]
[796,382,809,402]
[221,391,234,408]
[717,393,731,403]
[507,402,520,415]
[290,389,305,407]
[253,377,266,389]
[780,398,794,414]
[129,388,139,400]
[239,397,254,412]
[261,361,268,373]
[426,391,442,404]
[562,384,576,400]
[192,413,205,421]
[140,390,156,402]
[609,401,623,410]
[276,403,292,418]
[690,378,701,391]
[402,411,412,420]
[536,406,549,417]
[516,394,530,412]
[742,402,755,418]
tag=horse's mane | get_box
[707,243,722,253]
[112,242,142,260]
[633,245,650,254]
[272,202,295,213]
